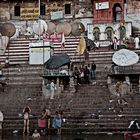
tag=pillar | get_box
[139,76,140,92]
[69,77,76,93]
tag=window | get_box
[14,4,20,16]
[40,3,46,15]
[93,27,100,41]
[113,3,122,21]
[65,3,71,14]
[105,27,113,40]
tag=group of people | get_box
[108,36,140,50]
[72,61,96,85]
[23,105,63,137]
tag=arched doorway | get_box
[113,3,122,21]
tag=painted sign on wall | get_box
[95,2,109,10]
[50,11,63,20]
[20,8,39,19]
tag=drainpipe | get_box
[139,76,140,92]
[38,0,41,41]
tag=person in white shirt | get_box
[113,36,118,50]
[134,37,140,49]
[50,80,55,99]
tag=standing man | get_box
[50,80,55,99]
[113,36,118,50]
[91,61,96,80]
[134,36,140,49]
[0,110,3,131]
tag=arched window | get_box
[120,26,126,39]
[93,27,100,41]
[113,3,122,21]
[105,27,113,40]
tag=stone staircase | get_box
[0,65,43,133]
[1,37,140,134]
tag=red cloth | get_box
[38,118,46,128]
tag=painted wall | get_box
[93,0,124,24]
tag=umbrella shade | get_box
[1,22,16,37]
[44,54,70,69]
[112,49,139,66]
[85,38,96,51]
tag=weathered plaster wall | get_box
[124,0,140,29]
[0,0,93,21]
[0,2,10,21]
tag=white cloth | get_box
[113,37,118,50]
[0,36,9,54]
[95,41,100,48]
[134,37,140,49]
[60,70,68,75]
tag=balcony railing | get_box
[42,69,73,77]
[108,65,140,75]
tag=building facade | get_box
[87,0,132,48]
[0,0,140,45]
[0,0,93,38]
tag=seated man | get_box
[0,110,4,130]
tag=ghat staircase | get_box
[0,37,140,134]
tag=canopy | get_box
[85,38,96,51]
[44,54,70,69]
[112,49,139,66]
[1,22,16,37]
